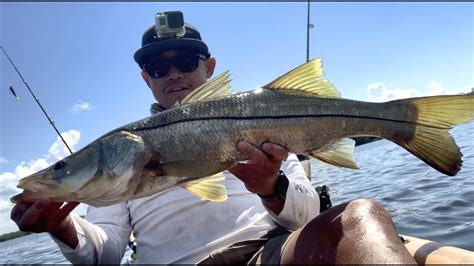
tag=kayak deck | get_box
[401,234,474,265]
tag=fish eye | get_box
[53,161,66,171]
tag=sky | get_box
[0,2,473,234]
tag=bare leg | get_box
[281,199,416,264]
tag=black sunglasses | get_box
[142,52,208,79]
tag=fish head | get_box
[11,131,152,206]
[11,141,103,203]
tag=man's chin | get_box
[171,89,191,102]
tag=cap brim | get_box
[134,38,209,65]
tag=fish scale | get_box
[125,89,415,164]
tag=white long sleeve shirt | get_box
[51,154,320,264]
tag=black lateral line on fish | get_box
[133,114,448,132]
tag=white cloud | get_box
[14,159,50,180]
[0,199,19,235]
[0,129,81,234]
[0,172,21,198]
[367,83,418,102]
[48,130,81,160]
[425,81,473,96]
[0,157,11,164]
[367,81,473,102]
[69,100,95,114]
[0,200,14,213]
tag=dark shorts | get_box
[198,226,291,265]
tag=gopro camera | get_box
[155,11,185,38]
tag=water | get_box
[0,122,472,263]
[0,233,133,264]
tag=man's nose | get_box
[166,66,184,81]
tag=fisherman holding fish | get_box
[10,11,426,264]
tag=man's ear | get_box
[141,71,151,88]
[205,57,216,78]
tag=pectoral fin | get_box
[309,138,359,169]
[183,173,228,202]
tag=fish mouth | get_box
[18,174,61,192]
[12,177,60,203]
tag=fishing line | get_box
[1,46,73,155]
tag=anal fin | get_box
[309,138,359,169]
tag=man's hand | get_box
[11,198,80,248]
[229,141,289,196]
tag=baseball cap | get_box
[134,23,210,66]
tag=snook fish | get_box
[11,59,474,206]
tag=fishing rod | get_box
[1,46,73,155]
[298,1,315,170]
[306,0,314,62]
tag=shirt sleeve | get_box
[263,153,320,231]
[50,203,132,264]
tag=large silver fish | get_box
[11,59,474,206]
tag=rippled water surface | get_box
[0,233,133,264]
[0,122,472,263]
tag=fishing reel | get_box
[155,11,185,38]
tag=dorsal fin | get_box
[175,71,232,106]
[263,58,341,98]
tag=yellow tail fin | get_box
[410,95,474,128]
[394,94,474,176]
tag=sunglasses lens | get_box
[144,52,201,78]
[174,54,199,73]
[145,61,170,78]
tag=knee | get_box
[306,199,387,227]
[304,199,391,231]
[347,199,385,212]
[344,199,392,224]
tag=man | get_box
[11,12,416,264]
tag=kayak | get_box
[124,234,474,264]
[401,234,474,265]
